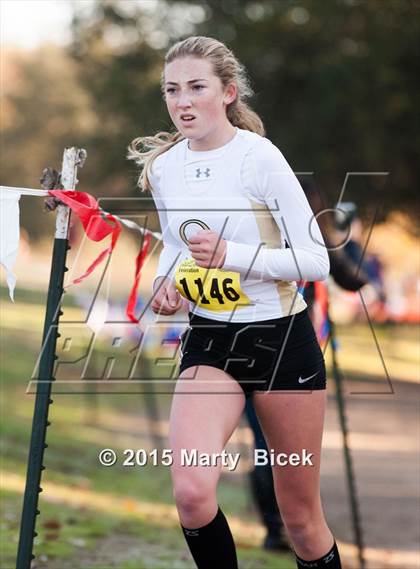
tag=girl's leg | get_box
[170,365,246,568]
[253,390,342,567]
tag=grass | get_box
[1,487,127,565]
[332,321,419,383]
[1,288,299,568]
[1,478,295,568]
[1,285,418,568]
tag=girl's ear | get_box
[223,83,237,106]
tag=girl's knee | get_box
[173,480,215,516]
[280,502,323,538]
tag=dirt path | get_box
[321,377,419,569]
[33,534,165,569]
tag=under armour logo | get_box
[323,551,335,563]
[196,167,211,178]
[184,529,199,537]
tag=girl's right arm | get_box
[149,157,184,314]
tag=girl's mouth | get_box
[180,114,196,124]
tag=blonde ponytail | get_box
[127,36,265,192]
[127,131,183,192]
[227,99,265,137]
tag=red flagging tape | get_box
[126,232,152,323]
[48,190,151,323]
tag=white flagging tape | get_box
[0,185,49,197]
[0,186,163,240]
[113,216,162,240]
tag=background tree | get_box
[1,45,97,239]
[68,0,420,229]
[1,0,418,239]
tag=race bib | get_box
[174,257,250,311]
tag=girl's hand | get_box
[187,230,227,268]
[151,276,183,315]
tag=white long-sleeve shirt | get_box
[149,127,329,322]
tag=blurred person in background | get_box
[334,202,388,322]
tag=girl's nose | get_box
[176,91,192,108]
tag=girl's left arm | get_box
[222,141,330,282]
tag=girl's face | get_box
[164,56,236,150]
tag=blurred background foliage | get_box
[1,0,418,240]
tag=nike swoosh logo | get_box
[298,372,318,384]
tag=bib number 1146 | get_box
[179,276,239,305]
[174,258,250,311]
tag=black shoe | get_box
[263,532,291,552]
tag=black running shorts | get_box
[178,307,327,397]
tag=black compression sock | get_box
[181,506,238,569]
[295,540,342,568]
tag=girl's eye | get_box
[166,88,177,95]
[192,85,205,91]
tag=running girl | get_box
[128,35,342,569]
